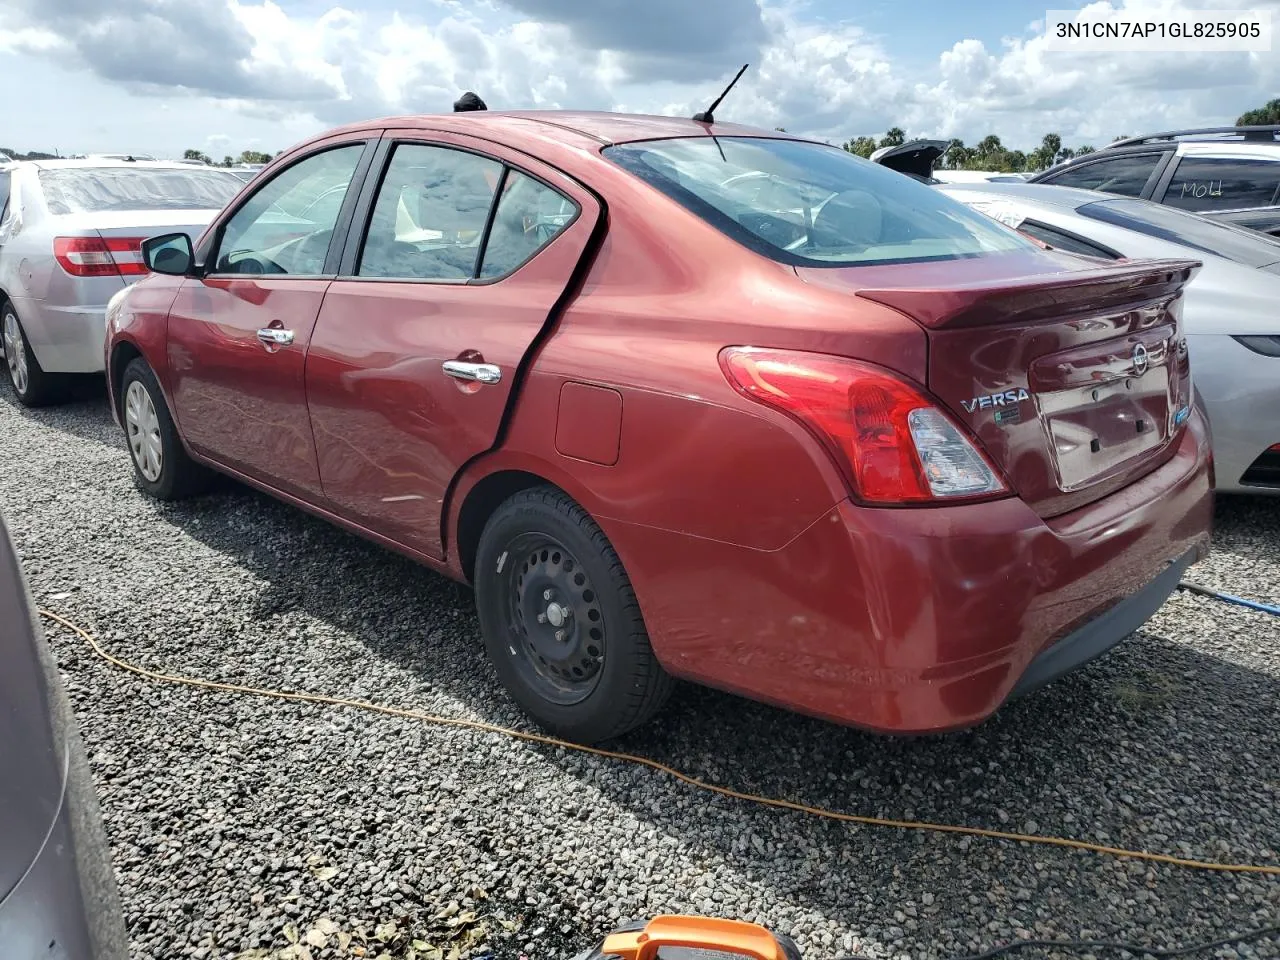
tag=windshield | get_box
[39,167,242,215]
[604,137,1032,267]
[1080,197,1280,268]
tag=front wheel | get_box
[120,358,214,500]
[474,487,673,744]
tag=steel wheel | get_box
[124,380,163,482]
[3,310,28,396]
[503,533,607,706]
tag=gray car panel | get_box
[0,513,128,958]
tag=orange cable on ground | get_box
[38,607,1280,878]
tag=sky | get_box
[1,0,1276,160]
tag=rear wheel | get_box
[2,302,61,407]
[120,358,213,500]
[474,486,673,744]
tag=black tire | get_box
[2,300,62,407]
[119,358,214,500]
[475,486,674,744]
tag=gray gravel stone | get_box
[1,388,1277,960]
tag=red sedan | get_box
[105,112,1213,744]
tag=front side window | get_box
[359,144,501,280]
[1164,156,1280,212]
[214,145,364,276]
[604,137,1032,267]
[39,166,242,214]
[1041,153,1162,197]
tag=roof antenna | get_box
[692,63,749,125]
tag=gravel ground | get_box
[2,384,1277,960]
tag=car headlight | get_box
[1233,335,1280,357]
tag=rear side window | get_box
[1164,156,1280,212]
[605,137,1032,267]
[478,170,577,278]
[39,167,242,214]
[1016,221,1119,260]
[357,144,577,281]
[1042,154,1162,197]
[0,171,10,222]
[359,144,501,280]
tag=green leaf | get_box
[283,922,300,945]
[374,921,398,943]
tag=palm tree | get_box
[879,127,906,148]
[1237,98,1280,125]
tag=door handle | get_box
[442,360,502,385]
[256,327,295,346]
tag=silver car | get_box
[0,159,244,406]
[939,181,1280,494]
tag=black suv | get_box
[1028,125,1280,238]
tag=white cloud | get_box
[0,0,1275,157]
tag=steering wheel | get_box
[289,229,333,273]
[737,212,806,249]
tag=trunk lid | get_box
[88,209,222,253]
[797,251,1201,517]
[55,210,222,284]
[870,139,949,182]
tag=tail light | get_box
[719,346,1008,505]
[53,236,149,278]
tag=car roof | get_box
[325,110,798,148]
[938,181,1105,211]
[19,158,243,173]
[1175,140,1280,157]
[1037,134,1280,178]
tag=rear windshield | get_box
[1080,197,1280,267]
[39,167,242,215]
[604,137,1033,267]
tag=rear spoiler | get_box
[856,258,1201,329]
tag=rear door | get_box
[166,137,376,500]
[305,131,601,559]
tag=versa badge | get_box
[961,387,1031,414]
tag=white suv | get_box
[1029,126,1280,238]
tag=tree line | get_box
[183,148,278,166]
[837,99,1280,173]
[839,128,1101,173]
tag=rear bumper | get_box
[613,409,1213,734]
[1008,547,1194,698]
[11,296,114,373]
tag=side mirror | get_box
[142,233,193,276]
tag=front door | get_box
[306,134,600,558]
[166,141,371,500]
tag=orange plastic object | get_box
[600,916,786,960]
